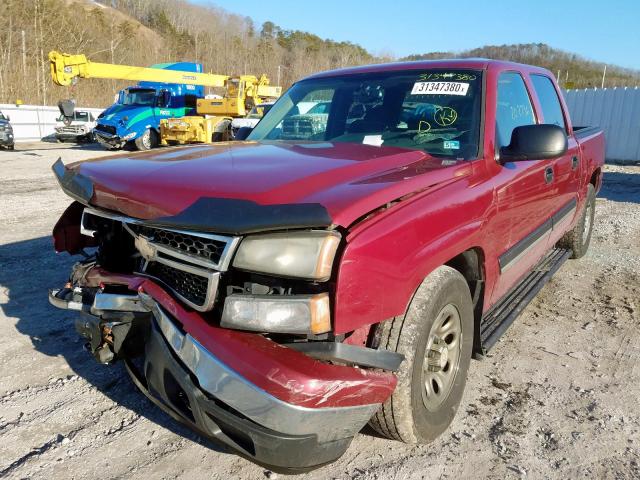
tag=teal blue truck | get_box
[93,62,205,150]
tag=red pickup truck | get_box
[49,59,604,471]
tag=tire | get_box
[558,183,596,259]
[212,119,232,142]
[134,128,158,150]
[369,266,474,443]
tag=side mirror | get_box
[5,115,9,122]
[117,90,125,104]
[234,126,253,140]
[499,124,567,162]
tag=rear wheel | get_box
[558,183,596,259]
[369,266,474,443]
[134,128,158,150]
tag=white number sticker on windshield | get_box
[411,82,469,96]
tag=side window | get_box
[496,72,536,148]
[530,74,567,131]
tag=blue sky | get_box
[196,0,640,70]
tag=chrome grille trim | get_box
[81,207,240,271]
[81,207,240,312]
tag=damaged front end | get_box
[49,196,400,470]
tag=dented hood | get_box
[54,141,472,234]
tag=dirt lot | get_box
[0,142,639,479]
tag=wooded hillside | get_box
[403,43,640,89]
[0,0,638,108]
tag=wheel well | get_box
[590,168,601,188]
[445,248,485,356]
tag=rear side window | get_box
[496,72,535,148]
[531,74,566,131]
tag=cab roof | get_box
[303,58,552,80]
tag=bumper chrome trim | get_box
[92,292,149,313]
[142,295,379,442]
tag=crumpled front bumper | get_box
[93,130,126,148]
[49,267,395,470]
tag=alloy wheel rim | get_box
[422,303,462,411]
[143,131,151,149]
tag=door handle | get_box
[571,156,579,170]
[544,166,554,184]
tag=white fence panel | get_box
[563,87,640,163]
[0,104,104,142]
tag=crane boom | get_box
[49,51,229,88]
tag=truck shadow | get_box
[0,235,227,455]
[599,170,640,204]
[13,142,107,152]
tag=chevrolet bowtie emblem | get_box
[135,235,157,261]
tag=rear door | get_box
[529,74,580,243]
[490,71,557,303]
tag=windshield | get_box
[247,103,273,119]
[249,69,483,159]
[0,112,6,121]
[120,89,157,106]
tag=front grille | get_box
[282,114,328,140]
[130,225,227,265]
[96,124,116,135]
[81,207,239,312]
[60,126,84,134]
[145,262,210,308]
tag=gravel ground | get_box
[1,142,639,479]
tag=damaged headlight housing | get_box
[233,230,341,282]
[221,293,331,334]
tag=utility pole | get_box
[601,65,607,89]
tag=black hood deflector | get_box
[52,159,333,234]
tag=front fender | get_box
[53,201,97,254]
[333,177,491,335]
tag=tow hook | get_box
[49,287,152,364]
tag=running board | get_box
[480,248,571,353]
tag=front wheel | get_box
[369,266,474,443]
[558,183,596,259]
[134,128,159,150]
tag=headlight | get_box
[221,293,331,334]
[233,231,341,281]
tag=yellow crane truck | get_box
[160,75,281,145]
